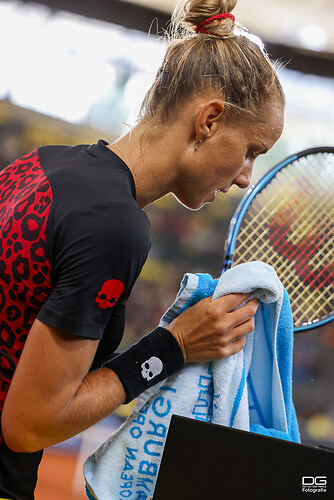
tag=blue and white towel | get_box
[84,262,300,500]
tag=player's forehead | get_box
[245,100,284,149]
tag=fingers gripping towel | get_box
[84,262,300,500]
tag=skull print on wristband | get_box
[141,356,163,381]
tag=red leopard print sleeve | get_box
[0,150,54,415]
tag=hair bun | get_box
[173,0,237,37]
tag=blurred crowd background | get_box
[0,0,333,497]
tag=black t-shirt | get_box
[0,140,151,499]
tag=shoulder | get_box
[37,141,151,263]
[37,140,139,210]
[82,197,151,259]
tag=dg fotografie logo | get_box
[302,476,327,493]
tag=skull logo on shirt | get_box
[95,279,124,309]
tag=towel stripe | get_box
[229,358,246,427]
[262,305,274,360]
[248,373,266,427]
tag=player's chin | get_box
[172,191,216,211]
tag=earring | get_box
[194,139,203,151]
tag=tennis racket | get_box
[222,146,334,332]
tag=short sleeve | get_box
[37,201,151,339]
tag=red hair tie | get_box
[195,13,235,34]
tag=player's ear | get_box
[194,99,226,144]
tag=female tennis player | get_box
[0,0,284,497]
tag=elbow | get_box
[1,413,43,453]
[3,429,43,454]
[2,435,29,454]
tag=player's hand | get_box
[165,293,259,363]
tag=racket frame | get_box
[222,146,334,332]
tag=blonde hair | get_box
[139,0,284,124]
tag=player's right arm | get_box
[1,293,257,453]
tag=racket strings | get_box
[237,218,332,324]
[238,183,332,263]
[232,152,334,328]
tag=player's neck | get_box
[109,121,186,209]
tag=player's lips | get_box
[217,187,229,193]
